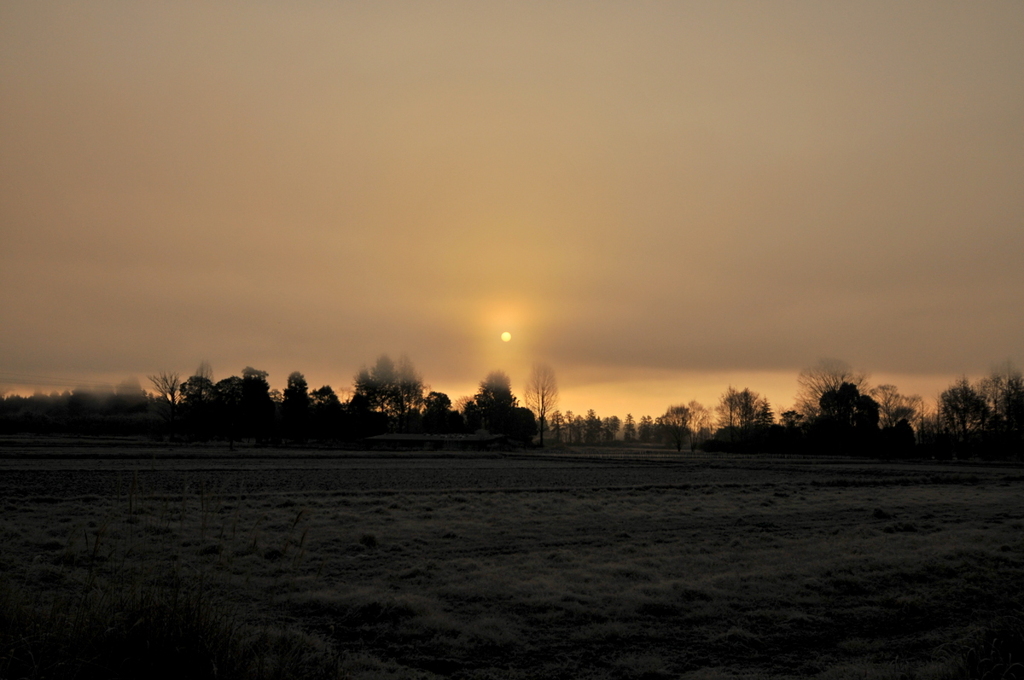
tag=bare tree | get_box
[148,371,181,440]
[686,400,713,451]
[870,384,922,429]
[661,404,691,452]
[939,377,988,450]
[795,358,867,420]
[979,362,1024,438]
[524,363,559,447]
[717,387,770,430]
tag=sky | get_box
[1,2,1022,418]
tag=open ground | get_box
[2,439,1024,679]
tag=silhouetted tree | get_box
[716,387,773,442]
[550,410,565,443]
[870,384,923,430]
[281,371,310,442]
[240,367,275,443]
[661,404,690,452]
[881,418,917,459]
[473,371,518,435]
[510,406,538,445]
[563,410,577,443]
[309,385,344,440]
[780,410,803,429]
[461,397,484,433]
[524,363,559,447]
[939,377,989,457]
[354,354,424,433]
[795,358,867,420]
[147,371,181,440]
[180,365,217,440]
[213,376,244,449]
[622,413,636,443]
[583,410,602,445]
[423,391,462,434]
[979,363,1024,459]
[810,382,881,456]
[602,415,621,443]
[686,400,713,451]
[637,415,655,443]
[393,355,425,433]
[820,383,861,427]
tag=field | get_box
[2,439,1024,679]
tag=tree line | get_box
[0,357,1021,460]
[573,359,1020,461]
[0,357,541,447]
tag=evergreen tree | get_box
[622,413,636,442]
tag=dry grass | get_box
[0,472,341,679]
[2,452,1024,678]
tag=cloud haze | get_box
[2,2,1022,414]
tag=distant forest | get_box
[1,357,1021,461]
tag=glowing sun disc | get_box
[501,332,512,342]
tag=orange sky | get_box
[1,2,1022,418]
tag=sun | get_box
[501,331,512,342]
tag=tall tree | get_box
[474,371,518,435]
[686,400,713,451]
[147,371,181,440]
[354,355,396,417]
[795,359,867,420]
[281,371,310,442]
[310,385,344,440]
[549,410,565,443]
[240,367,274,443]
[939,377,989,453]
[583,409,603,445]
[511,406,539,445]
[602,415,621,443]
[980,363,1024,455]
[717,387,772,438]
[637,415,655,443]
[393,355,425,433]
[562,410,575,443]
[870,384,922,429]
[524,363,559,447]
[811,382,881,456]
[180,363,216,440]
[622,414,636,443]
[354,354,424,433]
[460,396,484,433]
[214,376,244,449]
[423,391,457,434]
[660,404,690,452]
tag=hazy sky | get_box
[2,2,1022,416]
